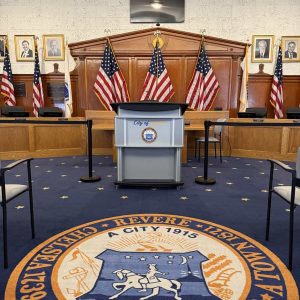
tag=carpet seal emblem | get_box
[5,214,298,299]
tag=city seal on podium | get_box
[5,214,299,300]
[142,127,157,143]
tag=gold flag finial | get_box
[152,30,164,48]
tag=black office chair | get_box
[0,158,35,268]
[266,148,300,270]
[1,106,29,117]
[246,107,267,118]
[195,118,226,163]
[38,107,63,117]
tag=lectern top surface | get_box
[111,102,188,115]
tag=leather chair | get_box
[266,148,300,270]
[195,118,226,163]
[245,107,267,118]
[0,158,35,268]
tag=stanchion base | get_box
[80,175,101,183]
[195,176,216,185]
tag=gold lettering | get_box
[26,262,52,271]
[251,262,275,272]
[20,283,45,294]
[242,251,266,263]
[113,218,128,226]
[177,219,191,227]
[139,216,152,223]
[254,270,280,281]
[33,254,57,262]
[231,241,255,251]
[152,216,164,223]
[128,217,141,224]
[21,291,47,300]
[256,284,283,296]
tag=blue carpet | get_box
[0,155,299,298]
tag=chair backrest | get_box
[297,147,300,179]
[214,118,227,135]
[246,107,267,118]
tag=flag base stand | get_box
[195,176,216,185]
[80,175,101,183]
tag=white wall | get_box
[0,0,299,75]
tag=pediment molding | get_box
[69,27,247,57]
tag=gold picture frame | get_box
[43,34,65,61]
[0,35,7,61]
[281,36,300,62]
[14,35,35,62]
[251,35,274,63]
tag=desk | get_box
[0,117,87,160]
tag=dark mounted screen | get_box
[130,0,184,23]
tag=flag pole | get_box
[154,30,160,100]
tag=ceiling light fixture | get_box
[150,0,163,9]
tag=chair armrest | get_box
[268,159,296,175]
[1,158,33,173]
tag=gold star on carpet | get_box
[226,182,233,185]
[246,163,251,166]
[121,195,128,199]
[60,195,69,199]
[101,223,109,227]
[15,174,21,177]
[261,293,274,300]
[192,166,197,169]
[241,197,250,202]
[98,162,103,165]
[42,187,50,190]
[235,158,240,160]
[97,187,104,191]
[61,162,66,165]
[61,174,67,177]
[49,158,54,161]
[259,161,264,163]
[232,167,237,170]
[46,170,52,173]
[216,171,222,174]
[15,205,24,209]
[205,189,213,192]
[74,166,79,168]
[259,172,265,175]
[35,165,40,168]
[244,177,250,180]
[180,196,188,200]
[261,189,268,193]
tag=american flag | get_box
[186,44,219,110]
[140,43,174,102]
[93,40,129,111]
[32,41,44,117]
[1,43,16,106]
[270,46,284,119]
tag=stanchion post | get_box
[80,119,101,182]
[195,120,216,185]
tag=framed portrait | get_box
[281,36,300,62]
[0,35,7,61]
[43,34,65,61]
[14,35,35,62]
[251,35,274,63]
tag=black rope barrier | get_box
[0,118,101,183]
[195,119,300,185]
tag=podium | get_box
[112,102,188,188]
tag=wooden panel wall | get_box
[1,28,299,117]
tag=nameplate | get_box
[253,118,264,123]
[14,82,26,97]
[47,83,64,98]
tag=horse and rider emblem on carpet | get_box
[5,214,299,299]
